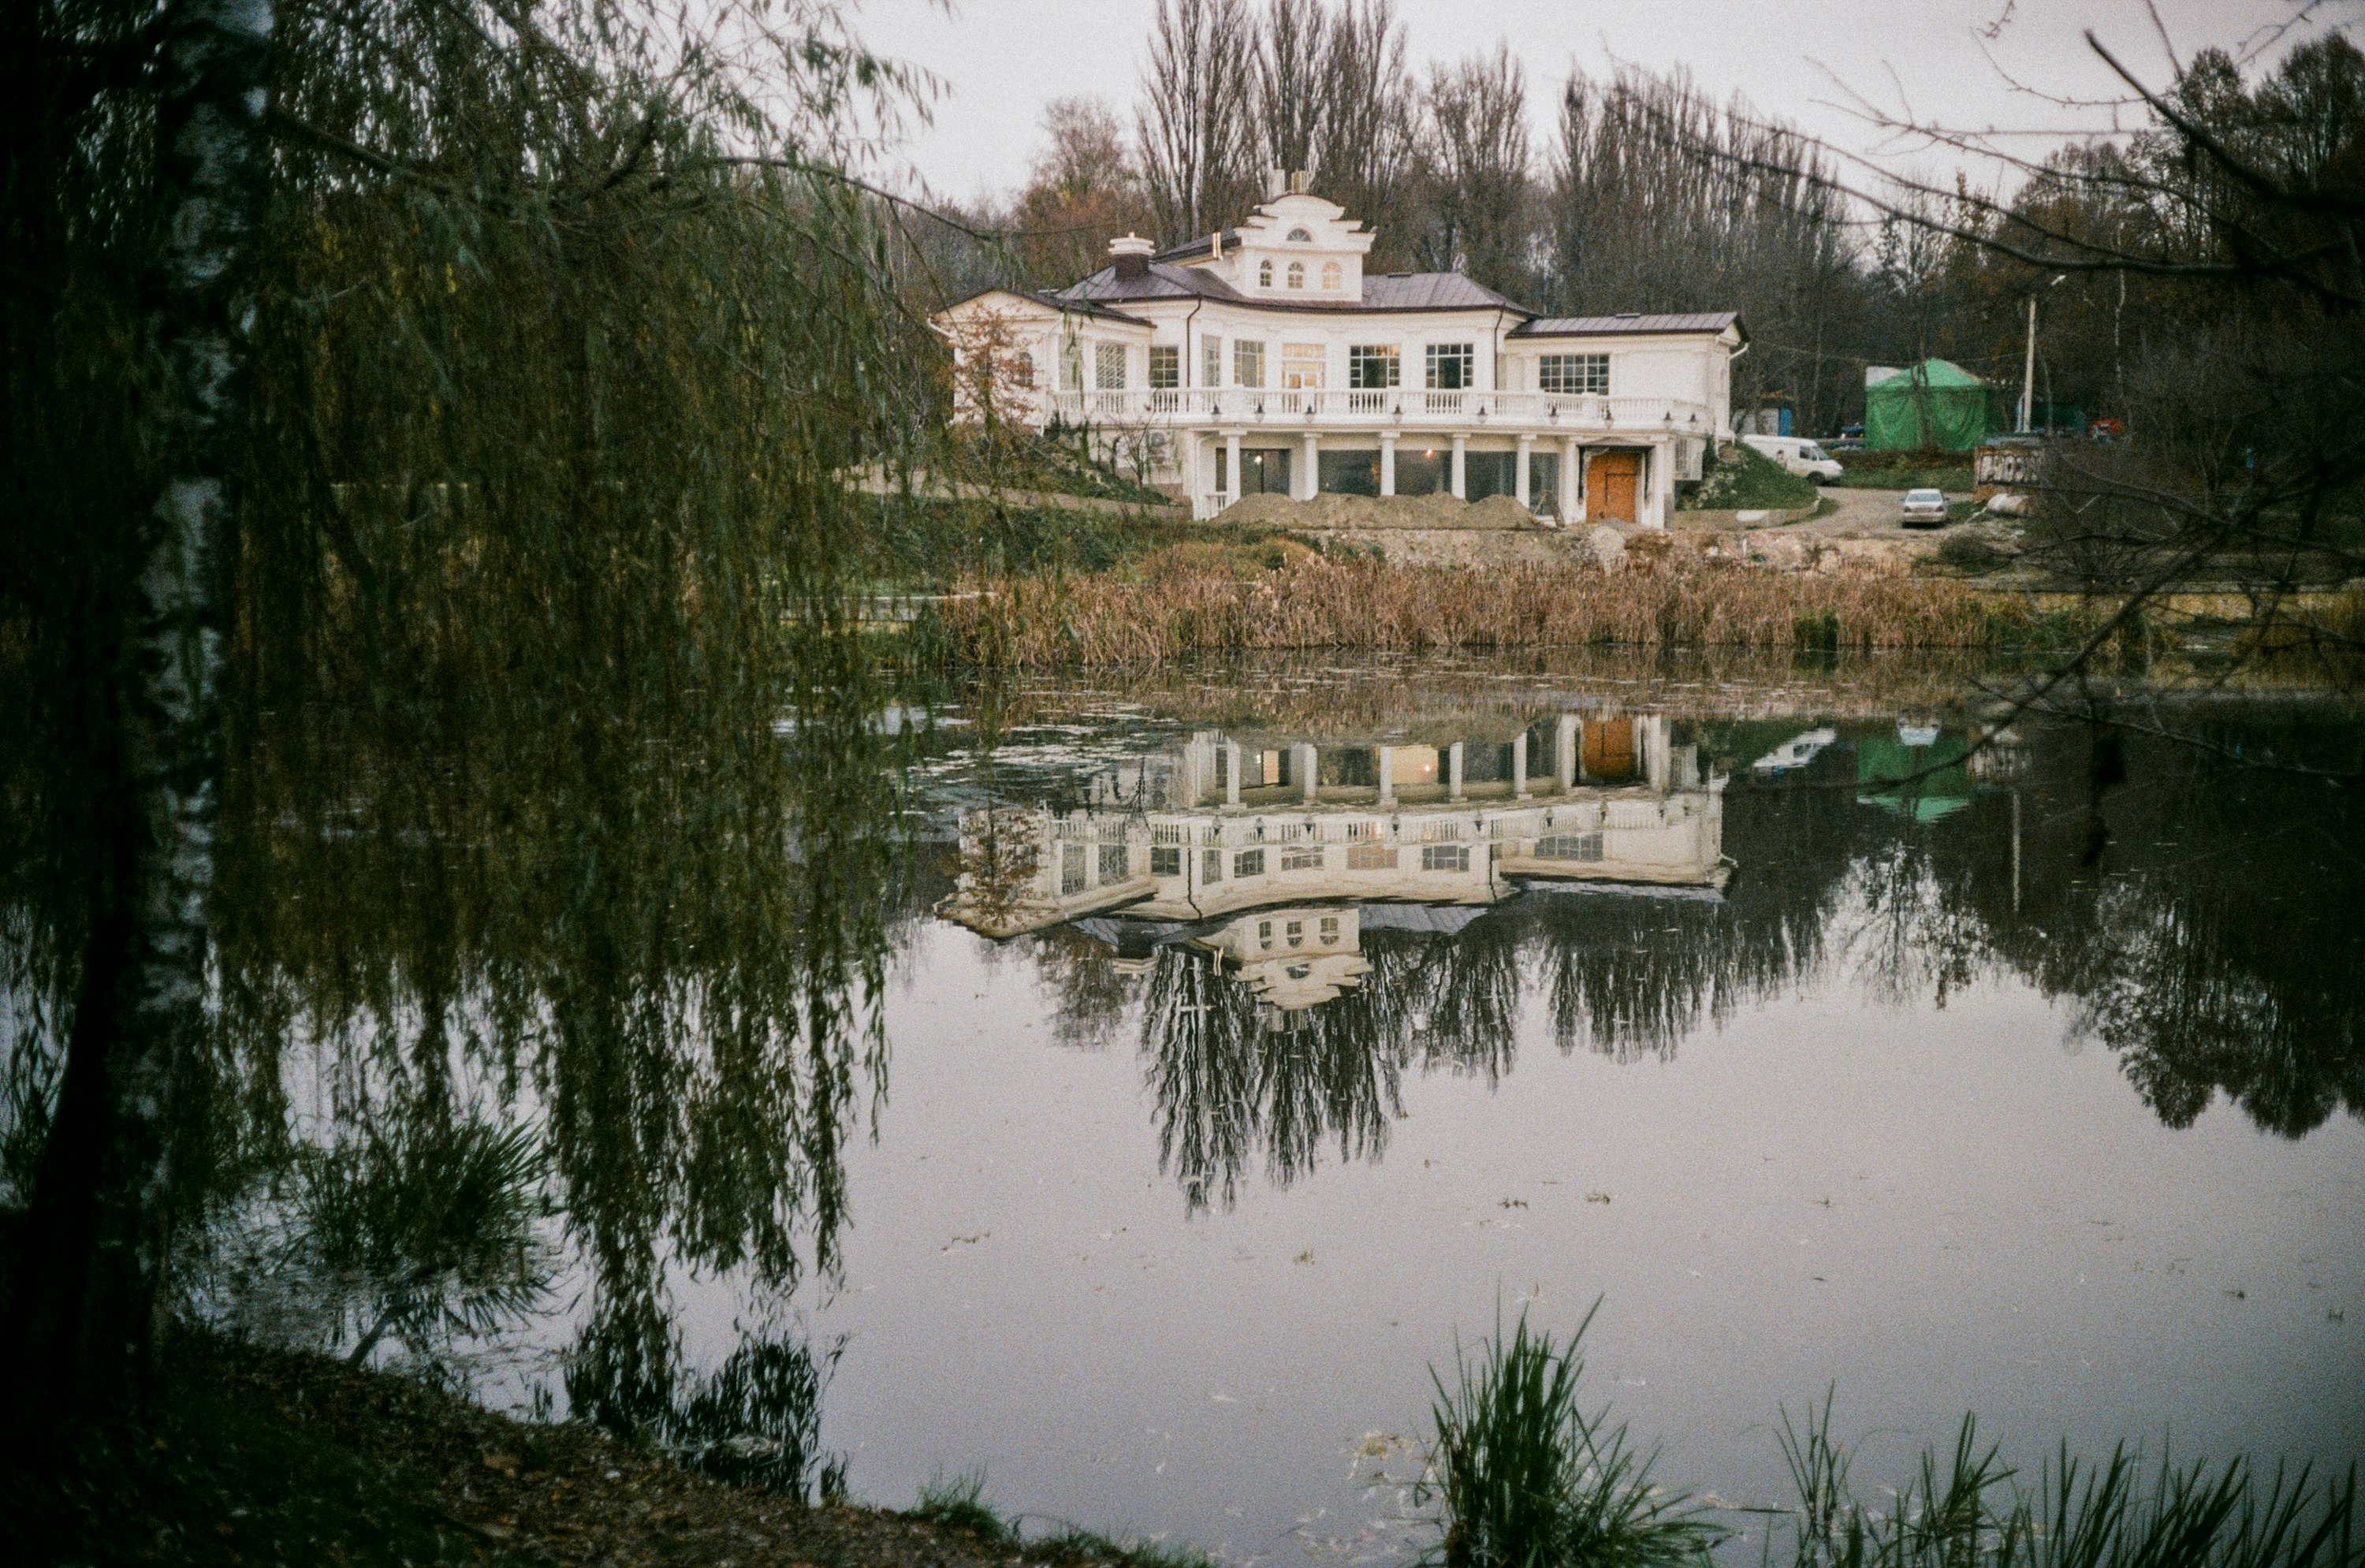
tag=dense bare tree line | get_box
[903,0,1989,434]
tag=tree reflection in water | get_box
[979,704,2364,1212]
[4,650,919,1429]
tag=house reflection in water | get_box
[944,711,1730,1028]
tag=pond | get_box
[795,657,2365,1561]
[20,652,2361,1560]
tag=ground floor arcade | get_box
[1180,428,1682,527]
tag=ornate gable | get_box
[1219,192,1374,301]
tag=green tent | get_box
[1864,359,2002,451]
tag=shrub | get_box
[1685,443,1819,512]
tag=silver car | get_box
[1899,487,1950,527]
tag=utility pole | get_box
[2020,294,2037,434]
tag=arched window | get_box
[1287,226,1313,242]
[1258,259,1273,288]
[1287,261,1305,289]
[1321,261,1342,290]
[1011,350,1035,389]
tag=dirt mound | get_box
[1215,491,1543,531]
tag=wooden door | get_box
[1587,450,1641,523]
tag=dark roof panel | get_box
[1054,263,1531,316]
[1150,230,1245,266]
[1511,311,1743,337]
[1052,262,1249,305]
[1359,272,1530,312]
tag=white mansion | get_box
[933,181,1745,524]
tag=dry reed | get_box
[928,557,2022,668]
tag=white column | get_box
[1645,441,1672,530]
[1223,430,1243,510]
[1512,732,1530,799]
[1555,716,1578,791]
[1297,743,1319,803]
[1224,740,1243,810]
[1451,434,1467,499]
[1561,436,1581,525]
[1302,431,1320,500]
[1380,433,1397,497]
[1377,745,1396,805]
[1447,742,1465,801]
[1515,434,1533,508]
[1180,431,1202,517]
[1645,716,1671,791]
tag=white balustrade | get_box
[1045,388,1708,434]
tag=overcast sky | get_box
[860,0,2356,209]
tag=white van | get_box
[1741,434,1845,483]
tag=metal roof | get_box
[1052,264,1531,315]
[1510,311,1743,337]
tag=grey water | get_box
[65,653,2365,1562]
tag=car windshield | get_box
[1905,489,1943,501]
[1801,445,1827,460]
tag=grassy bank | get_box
[17,1331,1202,1568]
[918,556,2028,666]
[1830,447,1976,493]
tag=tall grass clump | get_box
[911,1468,1018,1545]
[1421,1305,1717,1568]
[1771,1394,2360,1568]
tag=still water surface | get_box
[117,654,2365,1559]
[737,659,2363,1560]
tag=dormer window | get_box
[1321,261,1341,290]
[1258,259,1273,288]
[1287,261,1305,289]
[1287,227,1313,242]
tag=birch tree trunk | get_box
[6,0,273,1426]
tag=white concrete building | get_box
[932,184,1745,526]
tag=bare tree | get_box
[1138,0,1262,243]
[1256,0,1330,182]
[1414,44,1535,295]
[1013,96,1157,285]
[1311,0,1417,264]
[1548,63,1865,434]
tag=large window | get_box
[1539,353,1610,395]
[1282,343,1325,389]
[1421,844,1471,873]
[1094,341,1127,389]
[1319,449,1380,496]
[1238,448,1292,496]
[1321,261,1343,290]
[1425,343,1474,390]
[1394,447,1443,496]
[1202,334,1223,387]
[1287,261,1305,289]
[1465,451,1517,501]
[1258,259,1274,288]
[1149,345,1179,389]
[1060,337,1082,390]
[1348,345,1401,389]
[1234,340,1265,389]
[1098,841,1130,881]
[1526,450,1560,512]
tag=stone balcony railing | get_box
[1044,387,1712,436]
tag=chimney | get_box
[1288,169,1310,195]
[1265,165,1287,199]
[1108,233,1153,281]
